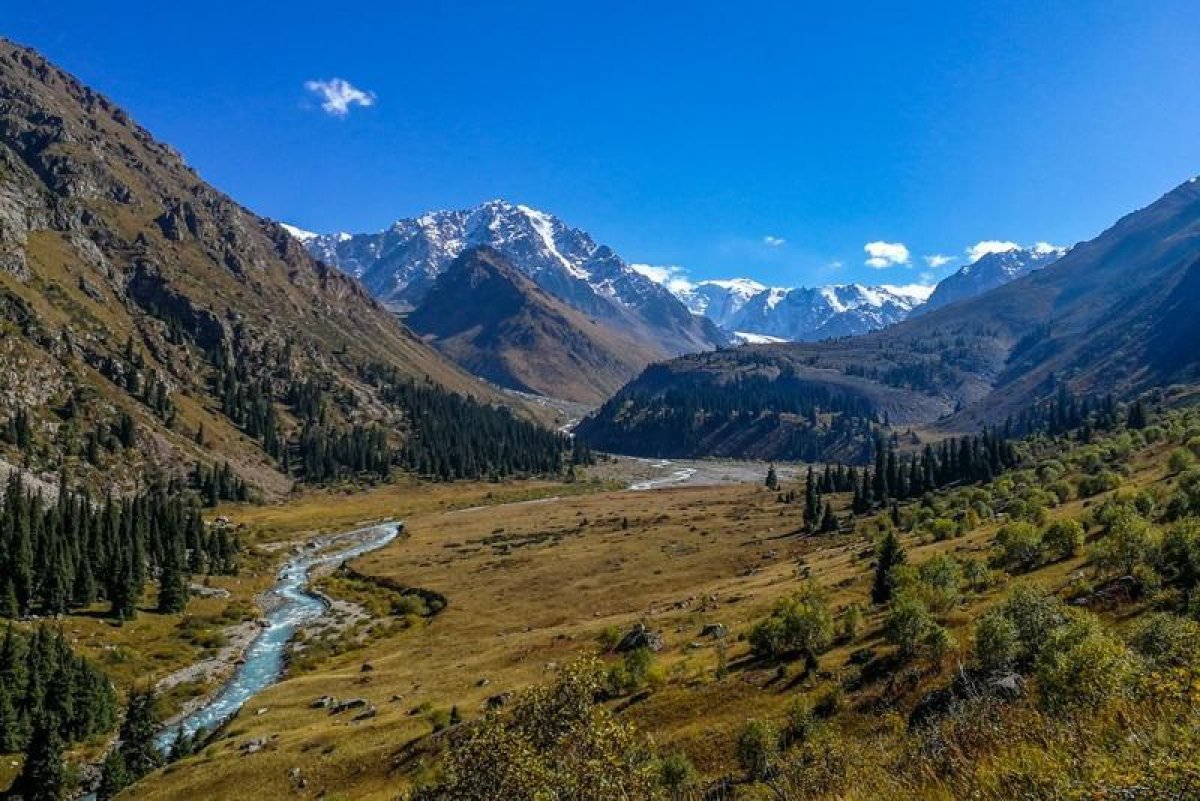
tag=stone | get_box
[700,623,727,639]
[330,698,369,715]
[616,622,664,653]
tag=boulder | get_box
[616,622,664,653]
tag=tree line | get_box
[0,473,238,621]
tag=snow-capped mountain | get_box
[920,244,1066,313]
[673,278,769,329]
[293,200,724,356]
[727,283,930,341]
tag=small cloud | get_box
[630,263,693,294]
[827,260,844,270]
[864,241,910,269]
[762,235,786,247]
[923,254,954,268]
[304,78,376,117]
[1032,241,1064,254]
[965,240,1019,262]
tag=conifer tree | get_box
[871,530,907,605]
[8,723,67,801]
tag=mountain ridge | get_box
[298,200,725,358]
[405,247,665,404]
[577,177,1200,460]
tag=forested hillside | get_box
[580,178,1200,461]
[0,40,572,495]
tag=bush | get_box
[1091,511,1157,577]
[1078,471,1121,498]
[1127,612,1200,667]
[839,603,863,642]
[915,554,963,613]
[991,584,1069,668]
[1168,448,1196,474]
[749,582,833,662]
[974,611,1021,674]
[1042,519,1084,561]
[783,698,816,746]
[736,719,779,780]
[658,751,698,794]
[884,595,946,661]
[1035,613,1132,711]
[994,522,1043,572]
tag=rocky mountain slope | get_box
[918,244,1065,313]
[578,178,1200,460]
[0,40,541,494]
[406,247,664,404]
[297,201,725,357]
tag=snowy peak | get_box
[729,282,926,341]
[922,245,1066,312]
[673,278,772,327]
[290,201,725,356]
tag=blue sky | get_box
[6,2,1199,288]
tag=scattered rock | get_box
[330,698,370,715]
[352,705,377,722]
[240,737,268,754]
[616,622,664,653]
[311,695,338,709]
[476,678,490,687]
[360,662,374,673]
[484,693,512,710]
[700,623,727,639]
[255,707,269,716]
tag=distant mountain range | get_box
[287,204,1069,401]
[291,201,723,359]
[577,177,1200,460]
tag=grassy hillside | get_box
[118,389,1200,799]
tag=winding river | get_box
[155,521,403,751]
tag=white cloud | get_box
[762,235,786,247]
[630,263,693,294]
[304,78,376,117]
[864,241,910,269]
[923,254,954,268]
[965,240,1019,262]
[1032,241,1064,254]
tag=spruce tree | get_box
[871,530,906,605]
[8,723,67,801]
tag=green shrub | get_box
[658,751,698,794]
[749,582,833,662]
[1035,613,1132,711]
[1042,519,1084,561]
[1078,471,1121,498]
[974,611,1021,674]
[884,594,946,661]
[736,719,779,780]
[994,522,1043,572]
[1169,448,1197,474]
[1127,612,1200,667]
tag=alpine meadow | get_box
[2,5,1200,801]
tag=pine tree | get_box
[765,465,778,491]
[871,530,906,605]
[820,503,838,533]
[8,723,67,801]
[114,689,162,783]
